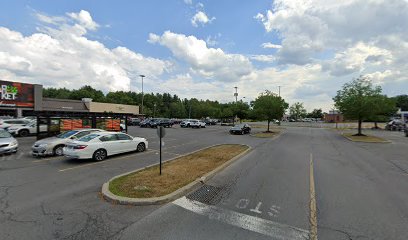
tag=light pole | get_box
[139,75,145,115]
[234,86,238,103]
[278,85,281,97]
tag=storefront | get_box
[0,79,140,138]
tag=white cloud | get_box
[0,11,169,92]
[255,0,408,65]
[149,31,252,82]
[261,42,282,49]
[184,0,192,5]
[322,42,393,76]
[249,55,276,62]
[191,11,215,27]
[67,10,99,30]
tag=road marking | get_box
[173,197,309,240]
[249,201,263,214]
[268,205,281,218]
[309,153,318,240]
[58,150,157,172]
[235,199,249,209]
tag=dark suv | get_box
[157,119,173,128]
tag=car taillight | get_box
[74,145,87,149]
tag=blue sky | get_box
[0,0,407,111]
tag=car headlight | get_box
[38,143,48,148]
[10,141,18,146]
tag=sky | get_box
[0,0,408,111]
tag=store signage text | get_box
[1,85,18,100]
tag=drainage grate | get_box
[186,185,224,205]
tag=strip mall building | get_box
[0,80,139,137]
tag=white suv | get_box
[180,119,195,128]
[190,120,206,128]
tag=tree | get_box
[289,102,307,120]
[307,108,323,119]
[252,90,289,132]
[392,95,408,111]
[232,101,250,122]
[333,76,383,136]
[371,95,397,129]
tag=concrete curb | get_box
[341,133,391,143]
[101,144,252,206]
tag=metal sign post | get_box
[156,126,166,175]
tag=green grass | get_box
[109,144,249,198]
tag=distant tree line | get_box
[43,86,252,119]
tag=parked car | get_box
[31,129,104,157]
[0,129,18,154]
[7,122,47,137]
[128,118,141,126]
[229,124,251,135]
[157,119,173,128]
[190,120,206,128]
[0,119,33,130]
[180,119,195,128]
[385,120,406,131]
[139,119,152,128]
[63,132,148,161]
[204,119,217,125]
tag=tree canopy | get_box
[333,76,390,135]
[289,102,307,120]
[252,90,289,132]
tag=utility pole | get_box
[278,85,281,97]
[234,87,238,103]
[139,75,145,116]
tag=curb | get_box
[250,129,284,139]
[101,144,252,206]
[341,133,391,143]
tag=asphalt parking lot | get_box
[1,124,407,240]
[0,124,269,240]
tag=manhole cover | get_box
[187,185,224,205]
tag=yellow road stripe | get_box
[309,153,318,240]
[58,149,157,172]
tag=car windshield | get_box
[56,130,78,139]
[0,130,12,138]
[77,134,100,142]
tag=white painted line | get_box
[173,197,309,240]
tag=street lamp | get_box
[139,75,145,115]
[234,86,238,103]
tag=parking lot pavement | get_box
[0,124,268,240]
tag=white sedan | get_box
[63,132,148,161]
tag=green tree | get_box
[252,90,289,132]
[289,102,307,120]
[307,108,323,119]
[69,86,105,102]
[392,95,408,111]
[232,101,250,122]
[333,76,383,136]
[371,95,397,129]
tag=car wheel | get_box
[241,130,244,135]
[93,149,107,161]
[19,129,29,137]
[136,143,146,152]
[53,145,64,156]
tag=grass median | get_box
[343,133,389,143]
[252,131,280,138]
[109,144,249,198]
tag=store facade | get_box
[0,80,140,138]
